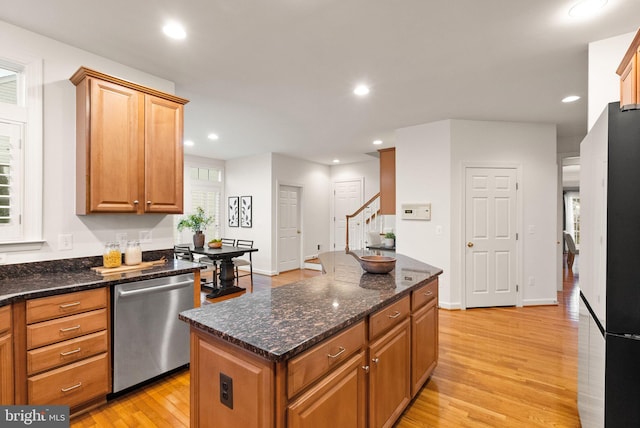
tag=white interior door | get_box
[465,167,518,308]
[278,185,301,272]
[333,179,363,251]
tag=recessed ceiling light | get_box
[568,0,607,18]
[562,95,581,103]
[353,84,370,96]
[373,139,383,145]
[332,159,340,163]
[163,22,187,40]
[184,140,194,146]
[207,133,219,140]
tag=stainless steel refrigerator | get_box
[579,102,640,427]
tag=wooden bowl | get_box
[358,255,396,274]
[208,242,222,249]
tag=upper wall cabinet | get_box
[379,147,396,215]
[617,29,640,111]
[70,67,189,215]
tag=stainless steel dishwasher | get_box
[112,273,194,393]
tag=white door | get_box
[465,167,518,308]
[278,185,301,272]
[333,179,363,251]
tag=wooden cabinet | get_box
[25,288,109,412]
[379,147,396,215]
[288,352,366,428]
[191,330,274,428]
[411,278,439,397]
[368,297,411,428]
[70,67,188,215]
[617,29,640,110]
[0,305,13,405]
[189,284,438,428]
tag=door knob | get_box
[467,242,474,248]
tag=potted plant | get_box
[177,206,214,248]
[384,232,396,248]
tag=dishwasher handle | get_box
[117,279,193,298]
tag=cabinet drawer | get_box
[27,330,108,375]
[0,305,10,336]
[28,353,109,408]
[288,321,365,399]
[27,288,107,324]
[411,278,438,311]
[27,308,107,350]
[369,295,410,340]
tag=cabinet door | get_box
[288,352,366,428]
[379,148,395,215]
[369,318,411,428]
[411,298,438,397]
[88,78,144,213]
[144,95,184,213]
[0,332,14,404]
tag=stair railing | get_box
[345,192,380,252]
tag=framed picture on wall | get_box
[241,196,252,228]
[228,196,239,227]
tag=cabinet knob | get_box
[467,242,474,248]
[147,201,152,204]
[133,200,139,204]
[362,365,370,373]
[372,357,379,364]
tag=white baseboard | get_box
[437,301,461,310]
[304,262,322,271]
[522,298,559,306]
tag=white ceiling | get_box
[1,0,639,165]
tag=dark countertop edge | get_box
[0,263,204,307]
[179,271,442,363]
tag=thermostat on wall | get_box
[401,203,431,220]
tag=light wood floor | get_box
[71,261,581,427]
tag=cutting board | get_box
[91,257,167,275]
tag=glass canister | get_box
[125,240,142,265]
[103,242,122,268]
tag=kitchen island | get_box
[179,250,442,428]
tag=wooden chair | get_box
[233,240,254,293]
[563,232,579,271]
[221,238,236,246]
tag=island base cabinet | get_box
[288,352,366,428]
[191,330,274,428]
[0,303,13,404]
[411,298,438,397]
[369,318,411,428]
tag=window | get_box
[0,55,43,248]
[174,163,224,244]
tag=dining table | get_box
[190,245,259,298]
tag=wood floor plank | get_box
[71,262,581,427]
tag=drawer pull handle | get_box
[59,325,81,332]
[59,301,81,309]
[388,311,401,319]
[60,348,81,356]
[327,346,346,359]
[61,382,82,392]
[424,291,433,296]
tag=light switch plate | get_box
[58,234,73,250]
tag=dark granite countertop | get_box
[179,250,442,362]
[0,250,203,306]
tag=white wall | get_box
[272,154,331,264]
[588,31,636,130]
[395,120,452,305]
[224,153,273,275]
[331,159,380,200]
[396,119,557,309]
[1,20,181,264]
